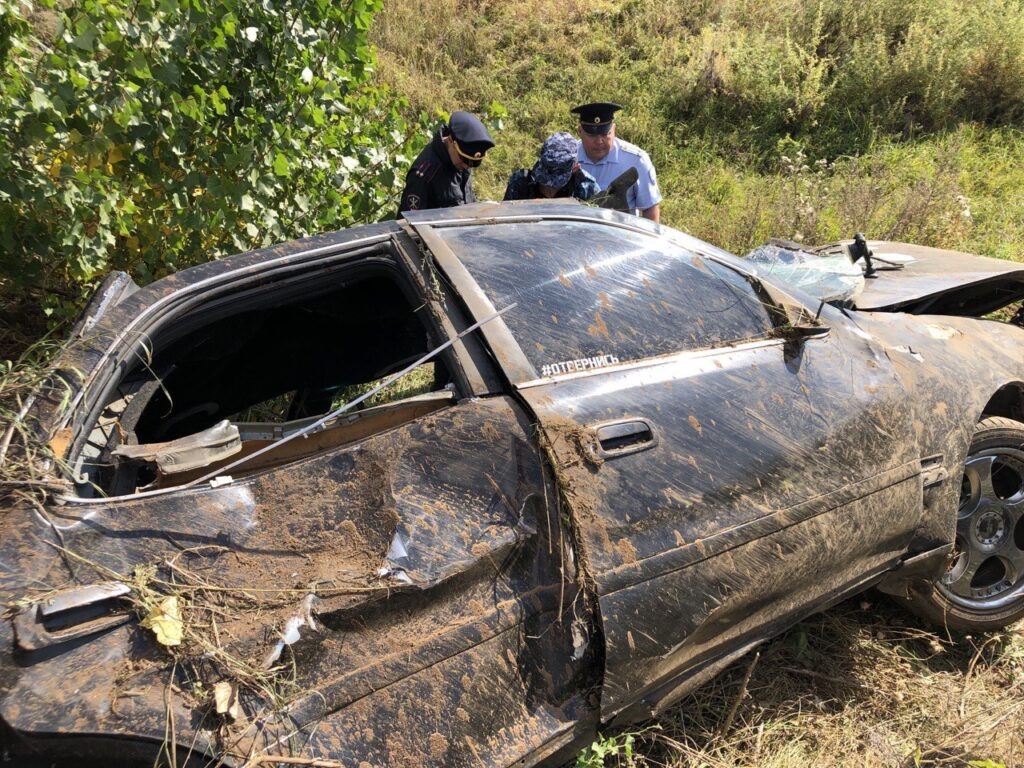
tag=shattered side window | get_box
[439,221,775,371]
[80,266,456,496]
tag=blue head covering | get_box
[533,132,578,189]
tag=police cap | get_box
[572,102,623,135]
[447,111,495,166]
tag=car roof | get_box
[402,200,749,270]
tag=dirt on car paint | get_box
[533,416,609,589]
[3,394,599,766]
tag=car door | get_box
[3,230,594,766]
[417,213,925,720]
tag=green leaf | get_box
[272,153,289,177]
[30,89,52,112]
[210,89,227,115]
[72,26,97,52]
[128,51,153,80]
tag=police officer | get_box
[573,102,662,222]
[397,111,495,216]
[504,132,600,202]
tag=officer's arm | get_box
[398,164,432,213]
[640,203,660,223]
[503,170,526,201]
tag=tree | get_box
[0,0,428,316]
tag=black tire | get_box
[905,416,1024,633]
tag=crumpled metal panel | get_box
[0,396,596,765]
[110,419,241,474]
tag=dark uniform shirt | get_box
[397,132,476,216]
[503,168,600,202]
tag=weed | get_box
[576,728,655,768]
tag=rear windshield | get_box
[439,221,775,373]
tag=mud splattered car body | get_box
[2,201,1023,766]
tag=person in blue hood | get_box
[504,132,600,201]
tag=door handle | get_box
[14,582,132,651]
[593,418,658,459]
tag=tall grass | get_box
[372,0,1024,261]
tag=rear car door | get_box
[1,228,593,766]
[416,213,925,720]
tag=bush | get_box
[0,0,430,318]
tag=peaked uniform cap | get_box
[572,102,623,135]
[447,111,495,162]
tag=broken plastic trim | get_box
[59,303,517,504]
[14,582,132,651]
[111,419,242,474]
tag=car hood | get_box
[843,241,1024,315]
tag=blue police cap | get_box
[533,132,578,189]
[447,111,495,165]
[572,102,622,135]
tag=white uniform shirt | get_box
[576,137,662,215]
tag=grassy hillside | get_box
[371,2,1024,766]
[373,0,1024,261]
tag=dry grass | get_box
[575,597,1024,768]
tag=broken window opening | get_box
[75,259,457,497]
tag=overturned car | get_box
[2,200,1024,766]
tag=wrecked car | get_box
[2,200,1024,766]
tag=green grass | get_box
[372,0,1024,262]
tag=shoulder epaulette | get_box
[616,140,648,159]
[413,160,442,183]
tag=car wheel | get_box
[907,416,1024,633]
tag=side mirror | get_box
[593,168,639,211]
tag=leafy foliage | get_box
[575,731,638,768]
[0,0,430,317]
